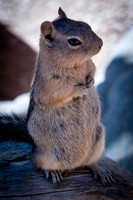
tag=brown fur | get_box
[27,8,110,183]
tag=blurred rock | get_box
[97,26,133,172]
[0,24,36,100]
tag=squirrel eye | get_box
[68,38,82,46]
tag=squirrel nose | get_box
[98,39,103,49]
[93,33,103,49]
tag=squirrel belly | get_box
[28,85,105,171]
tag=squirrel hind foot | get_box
[44,169,63,184]
[89,164,115,185]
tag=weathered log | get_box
[0,141,133,200]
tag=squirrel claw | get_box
[44,169,49,180]
[44,170,63,184]
[86,75,94,88]
[89,164,115,185]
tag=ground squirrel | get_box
[26,8,112,184]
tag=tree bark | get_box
[0,141,133,200]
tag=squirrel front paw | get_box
[86,75,94,88]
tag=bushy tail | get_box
[0,114,32,143]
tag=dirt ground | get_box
[0,0,133,84]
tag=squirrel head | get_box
[40,8,103,67]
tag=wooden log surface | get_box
[0,141,133,200]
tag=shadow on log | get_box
[0,141,133,200]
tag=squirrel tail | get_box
[0,114,32,143]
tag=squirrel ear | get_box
[40,21,55,46]
[41,21,54,37]
[58,7,67,18]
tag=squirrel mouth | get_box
[91,46,102,57]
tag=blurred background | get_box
[0,0,133,172]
